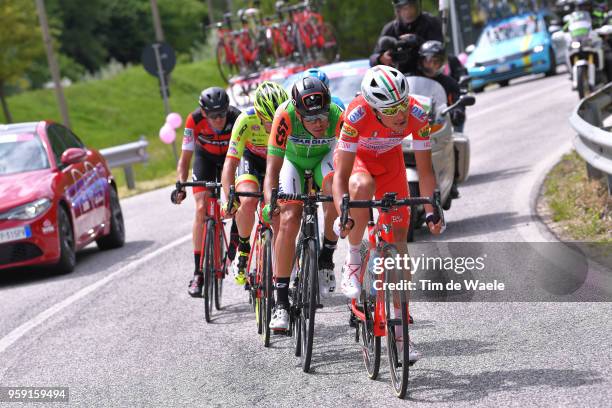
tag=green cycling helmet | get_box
[253,81,289,122]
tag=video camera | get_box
[377,34,422,66]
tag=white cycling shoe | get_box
[269,305,289,331]
[341,263,361,299]
[395,325,422,363]
[318,261,336,295]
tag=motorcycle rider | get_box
[416,40,464,199]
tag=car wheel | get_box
[55,206,76,274]
[96,186,125,250]
[498,79,510,87]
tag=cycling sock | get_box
[346,243,361,265]
[319,237,337,264]
[194,251,202,275]
[238,236,251,254]
[275,277,290,308]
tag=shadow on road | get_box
[463,166,531,187]
[0,240,155,288]
[406,368,603,403]
[418,212,533,240]
[418,338,496,357]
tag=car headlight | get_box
[533,45,545,53]
[571,41,582,49]
[0,198,52,220]
[466,61,475,69]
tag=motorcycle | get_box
[553,11,611,99]
[402,76,475,241]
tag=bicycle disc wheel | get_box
[383,244,410,398]
[300,239,318,373]
[214,226,225,311]
[360,241,380,379]
[262,230,273,347]
[203,220,215,323]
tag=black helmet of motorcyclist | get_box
[573,0,592,13]
[392,0,421,25]
[418,40,447,77]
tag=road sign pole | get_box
[152,43,178,163]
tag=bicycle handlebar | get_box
[268,188,332,217]
[226,185,263,214]
[340,190,444,230]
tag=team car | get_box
[466,12,562,91]
[0,121,125,273]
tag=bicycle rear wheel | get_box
[320,22,339,63]
[300,239,318,373]
[382,244,410,398]
[359,241,380,379]
[262,229,274,347]
[216,42,239,84]
[203,220,215,323]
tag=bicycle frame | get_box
[200,191,229,279]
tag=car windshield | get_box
[328,74,362,107]
[0,132,50,176]
[479,16,543,47]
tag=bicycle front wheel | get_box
[300,239,318,373]
[383,243,410,398]
[214,225,225,311]
[360,241,381,379]
[203,219,215,323]
[262,229,274,347]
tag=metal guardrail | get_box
[569,83,612,195]
[100,136,149,190]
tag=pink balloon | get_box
[159,123,176,144]
[166,112,183,129]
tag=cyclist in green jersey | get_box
[221,81,289,286]
[263,77,344,330]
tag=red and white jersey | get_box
[337,95,431,158]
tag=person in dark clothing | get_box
[369,0,444,74]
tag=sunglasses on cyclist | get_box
[302,113,329,123]
[206,110,228,120]
[378,99,410,117]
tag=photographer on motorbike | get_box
[369,0,444,74]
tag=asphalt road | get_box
[1,72,611,407]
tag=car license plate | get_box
[0,226,31,244]
[497,64,511,73]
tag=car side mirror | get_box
[551,31,566,42]
[596,25,612,37]
[465,44,475,55]
[61,148,87,166]
[459,94,476,107]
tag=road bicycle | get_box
[339,190,444,398]
[269,169,332,373]
[174,181,230,323]
[226,186,275,347]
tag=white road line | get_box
[470,81,567,120]
[0,234,191,355]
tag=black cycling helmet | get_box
[418,40,447,77]
[573,0,592,12]
[199,87,229,113]
[292,77,331,117]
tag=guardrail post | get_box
[124,166,136,190]
[607,174,612,197]
[586,163,603,180]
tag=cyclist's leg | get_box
[270,158,304,329]
[188,149,218,297]
[314,148,338,293]
[232,154,265,284]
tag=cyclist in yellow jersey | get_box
[221,81,289,286]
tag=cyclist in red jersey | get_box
[172,87,241,297]
[332,65,444,362]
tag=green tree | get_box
[0,0,44,123]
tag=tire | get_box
[262,229,273,347]
[96,186,125,250]
[407,182,421,242]
[300,239,318,373]
[214,226,225,311]
[498,79,510,87]
[577,64,589,99]
[320,22,339,63]
[293,240,304,357]
[545,47,557,77]
[359,242,381,379]
[216,42,239,84]
[54,205,76,274]
[382,244,410,399]
[203,220,215,323]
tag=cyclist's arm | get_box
[264,109,292,205]
[177,115,196,183]
[413,124,435,215]
[222,115,249,199]
[332,121,358,215]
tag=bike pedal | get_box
[316,303,324,309]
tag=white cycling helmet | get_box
[360,65,409,109]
